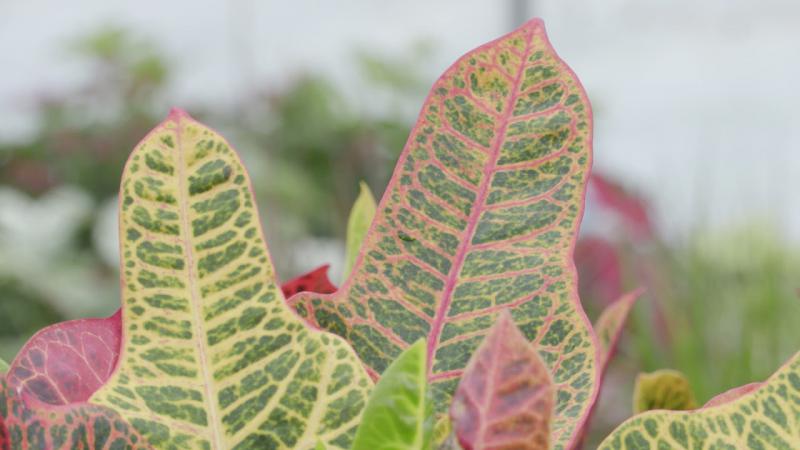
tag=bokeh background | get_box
[1,0,799,445]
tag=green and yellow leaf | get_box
[351,340,432,450]
[633,369,698,414]
[90,109,372,450]
[344,181,377,278]
[600,352,800,449]
[289,18,595,449]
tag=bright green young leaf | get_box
[344,181,377,278]
[315,441,327,450]
[351,340,432,450]
[89,109,372,450]
[633,369,698,414]
[290,18,596,449]
[0,358,7,374]
[600,352,800,448]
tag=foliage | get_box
[289,18,596,450]
[1,16,799,450]
[632,370,698,414]
[450,311,553,450]
[344,182,377,278]
[351,340,431,450]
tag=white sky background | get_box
[1,0,799,242]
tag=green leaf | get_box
[633,369,698,414]
[351,340,432,450]
[601,352,800,447]
[344,181,377,278]
[315,441,327,450]
[0,357,7,374]
[89,109,372,450]
[289,19,596,449]
[450,311,553,450]
[595,289,643,369]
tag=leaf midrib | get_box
[425,34,534,372]
[174,114,225,449]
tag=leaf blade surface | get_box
[450,311,553,450]
[90,110,372,450]
[290,19,596,448]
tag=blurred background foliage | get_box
[1,25,798,446]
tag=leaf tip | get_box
[166,107,192,122]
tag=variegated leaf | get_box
[351,340,432,450]
[344,182,377,278]
[633,369,698,414]
[450,311,553,450]
[0,376,150,449]
[6,266,338,408]
[89,109,372,450]
[6,311,121,405]
[600,351,800,449]
[289,18,595,449]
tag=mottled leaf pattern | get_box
[0,377,150,450]
[289,19,595,448]
[281,265,338,298]
[450,311,553,450]
[89,110,372,450]
[595,289,643,370]
[600,353,800,449]
[633,370,698,414]
[6,311,121,405]
[351,340,432,450]
[344,182,377,278]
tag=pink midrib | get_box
[426,35,534,372]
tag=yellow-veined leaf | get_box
[90,109,372,450]
[351,340,432,450]
[600,351,800,448]
[344,181,377,278]
[289,18,596,449]
[633,369,698,414]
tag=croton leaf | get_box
[6,310,121,406]
[633,369,698,414]
[0,376,150,449]
[281,265,338,298]
[344,181,377,278]
[601,351,800,448]
[351,340,432,450]
[703,382,761,408]
[4,266,334,409]
[288,18,595,448]
[595,289,643,370]
[450,311,553,450]
[87,109,371,450]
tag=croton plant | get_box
[1,18,798,450]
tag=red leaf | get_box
[590,173,653,239]
[7,310,121,406]
[450,311,553,450]
[575,237,623,306]
[281,264,337,298]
